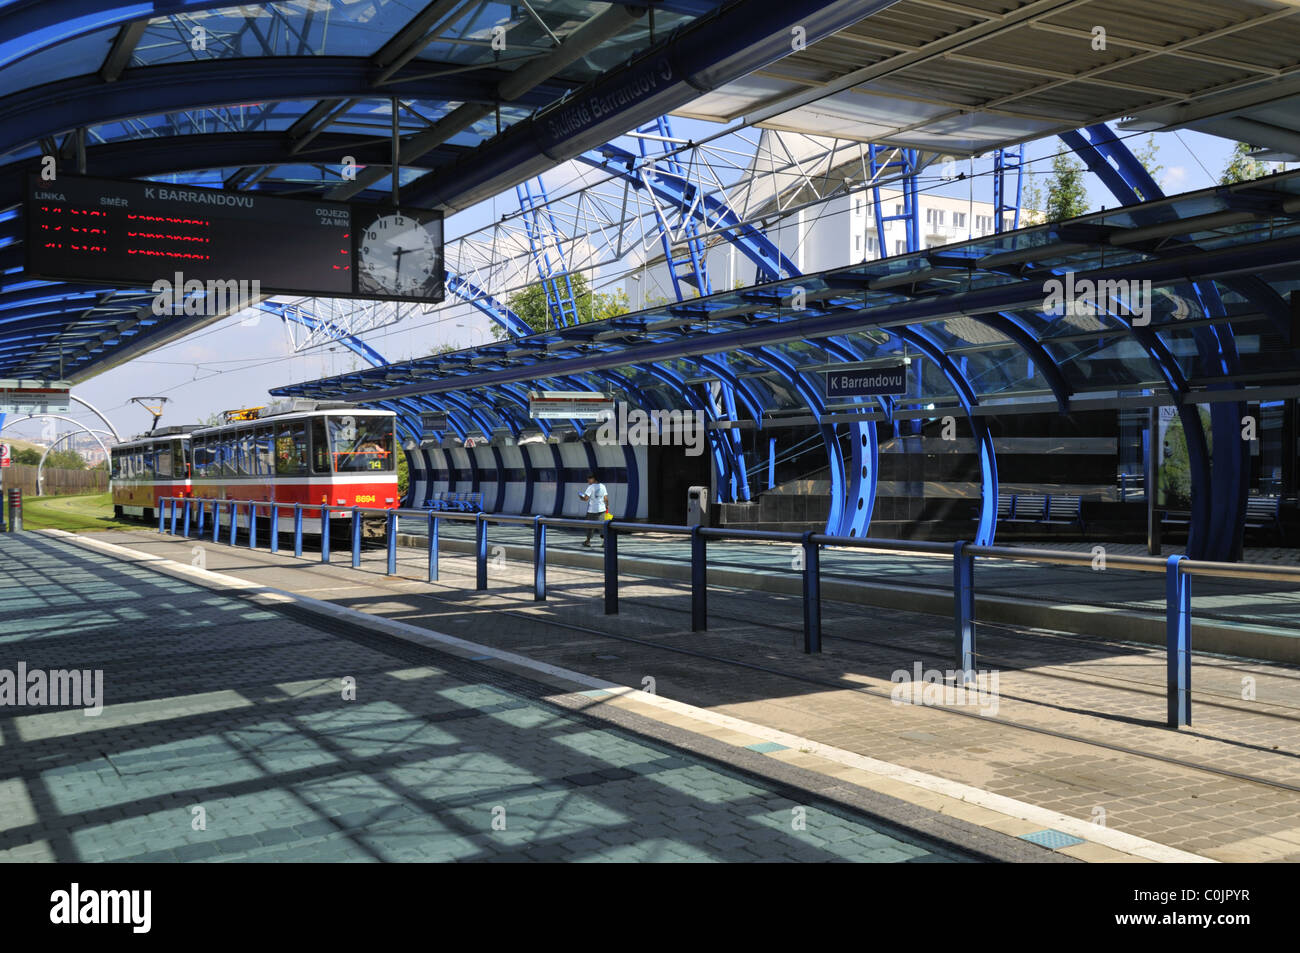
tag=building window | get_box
[855,235,861,251]
[953,212,967,229]
[894,240,906,255]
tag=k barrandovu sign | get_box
[823,365,908,398]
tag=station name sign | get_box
[528,391,614,420]
[0,379,70,415]
[824,365,908,398]
[539,56,676,150]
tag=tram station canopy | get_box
[272,168,1300,433]
[4,0,1300,386]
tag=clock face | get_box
[355,210,443,300]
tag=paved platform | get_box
[11,526,1300,862]
[0,531,1058,863]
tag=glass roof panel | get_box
[133,1,429,65]
[0,27,118,98]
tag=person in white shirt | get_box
[578,473,609,546]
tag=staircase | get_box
[718,479,832,532]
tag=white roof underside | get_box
[674,0,1300,156]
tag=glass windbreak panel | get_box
[275,422,308,476]
[329,415,394,473]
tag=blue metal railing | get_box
[155,497,1300,730]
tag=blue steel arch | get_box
[578,142,800,283]
[1061,123,1245,561]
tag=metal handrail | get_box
[155,496,1297,729]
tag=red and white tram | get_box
[110,401,399,531]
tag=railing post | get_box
[953,541,976,677]
[196,498,205,536]
[351,507,362,568]
[475,514,487,590]
[321,507,331,563]
[1166,555,1191,728]
[212,500,221,543]
[170,498,179,536]
[158,501,166,533]
[603,521,618,615]
[294,505,303,557]
[249,502,258,550]
[182,498,191,538]
[386,510,397,575]
[533,516,546,601]
[690,525,707,631]
[270,504,279,554]
[427,512,439,582]
[801,532,821,654]
[228,501,237,547]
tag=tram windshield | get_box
[327,415,395,473]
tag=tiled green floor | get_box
[0,533,971,863]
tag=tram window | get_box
[157,445,172,479]
[235,429,251,477]
[276,422,307,475]
[311,418,331,474]
[174,440,190,479]
[254,426,274,476]
[143,448,155,480]
[329,415,395,473]
[219,434,234,478]
[193,437,208,478]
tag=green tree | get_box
[397,443,409,499]
[495,272,630,340]
[1221,141,1267,185]
[1042,151,1089,221]
[45,448,86,470]
[13,448,41,465]
[198,411,225,427]
[1132,134,1164,200]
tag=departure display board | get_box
[23,174,444,303]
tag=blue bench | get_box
[1162,497,1281,538]
[425,491,483,513]
[978,493,1084,531]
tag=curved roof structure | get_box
[2,0,891,383]
[277,168,1300,415]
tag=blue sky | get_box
[0,123,1261,447]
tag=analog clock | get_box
[356,211,441,299]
